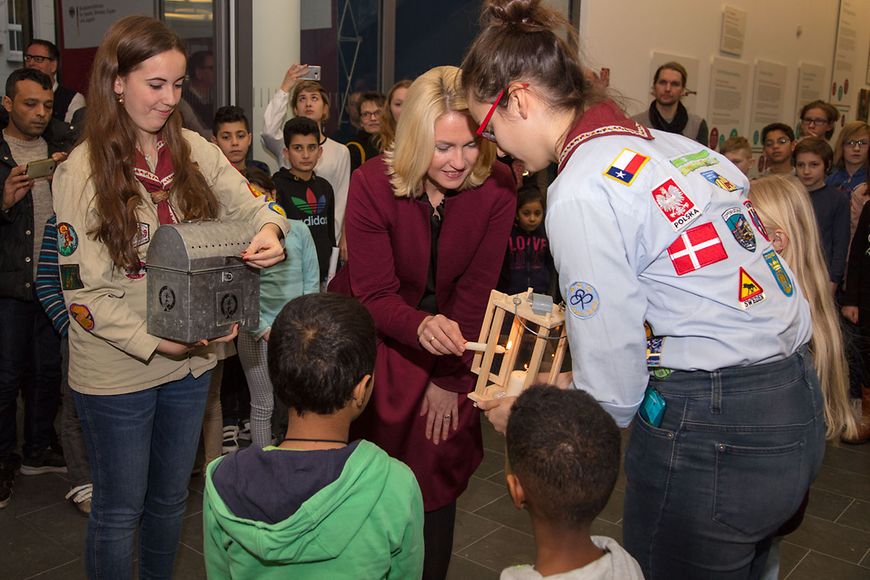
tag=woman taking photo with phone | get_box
[52,16,287,579]
[461,1,844,578]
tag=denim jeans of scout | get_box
[74,371,211,580]
[623,346,826,580]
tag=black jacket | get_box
[0,128,65,300]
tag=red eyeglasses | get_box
[475,83,529,143]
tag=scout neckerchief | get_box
[133,139,178,225]
[558,100,654,173]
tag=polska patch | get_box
[721,208,756,252]
[700,169,738,192]
[134,222,150,247]
[742,200,770,241]
[69,303,95,331]
[763,250,794,297]
[669,150,719,175]
[60,264,84,290]
[603,149,650,186]
[667,222,728,275]
[567,281,600,319]
[738,268,765,309]
[651,178,701,231]
[57,222,79,256]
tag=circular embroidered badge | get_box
[567,281,600,319]
[57,222,79,257]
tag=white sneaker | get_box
[66,483,92,516]
[222,425,240,454]
[238,420,251,441]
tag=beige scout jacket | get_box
[53,129,289,395]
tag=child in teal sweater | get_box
[204,294,424,579]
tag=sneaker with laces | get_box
[0,464,13,509]
[238,419,251,441]
[222,425,239,454]
[65,483,92,516]
[20,447,68,475]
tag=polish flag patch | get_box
[667,222,728,275]
[652,178,701,231]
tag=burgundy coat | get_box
[332,156,516,510]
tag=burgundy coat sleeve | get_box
[345,165,430,348]
[431,164,517,392]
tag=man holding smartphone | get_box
[0,68,68,509]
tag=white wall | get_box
[579,0,869,133]
[250,0,301,169]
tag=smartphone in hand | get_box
[25,158,57,180]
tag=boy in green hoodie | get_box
[203,293,424,579]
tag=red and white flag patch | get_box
[667,222,728,275]
[652,178,701,231]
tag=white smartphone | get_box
[300,65,321,81]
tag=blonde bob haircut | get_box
[385,65,496,198]
[748,175,857,440]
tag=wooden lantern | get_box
[469,289,568,402]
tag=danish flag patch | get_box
[667,222,728,275]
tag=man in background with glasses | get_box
[24,40,85,125]
[346,92,385,172]
[761,123,796,175]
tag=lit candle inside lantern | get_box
[506,370,527,396]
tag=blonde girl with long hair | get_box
[749,175,857,440]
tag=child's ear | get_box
[210,135,217,144]
[772,228,789,253]
[506,473,526,510]
[352,373,373,409]
[282,147,290,162]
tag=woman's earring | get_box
[116,93,124,104]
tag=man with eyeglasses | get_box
[24,40,85,125]
[346,92,385,172]
[761,123,796,175]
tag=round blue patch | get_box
[567,281,600,319]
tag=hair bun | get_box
[484,0,553,32]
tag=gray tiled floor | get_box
[3,423,870,579]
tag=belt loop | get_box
[710,370,722,414]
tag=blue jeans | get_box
[74,371,211,580]
[0,298,61,459]
[623,346,826,580]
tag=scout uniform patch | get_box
[125,261,146,280]
[700,169,738,192]
[667,222,728,275]
[669,150,719,175]
[60,264,84,290]
[763,250,794,296]
[738,268,765,309]
[134,222,150,247]
[647,336,664,367]
[567,281,600,319]
[742,200,770,241]
[69,303,95,331]
[652,179,701,232]
[721,208,756,252]
[268,201,286,217]
[604,149,649,186]
[57,222,79,256]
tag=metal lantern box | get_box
[146,221,260,343]
[469,289,568,402]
